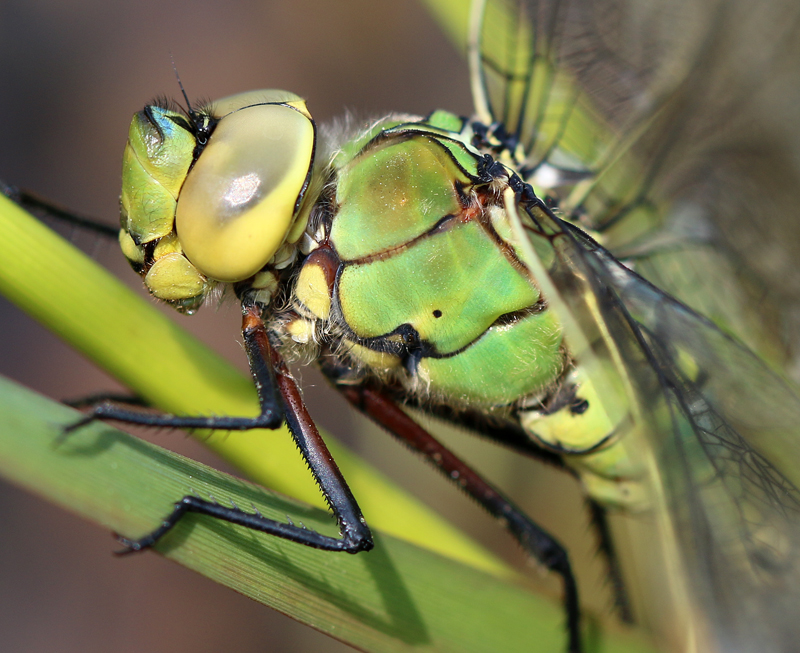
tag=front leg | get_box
[80,303,372,555]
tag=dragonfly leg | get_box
[114,304,372,554]
[404,394,632,626]
[66,304,285,432]
[1,181,118,238]
[588,501,633,624]
[64,393,148,409]
[339,383,582,653]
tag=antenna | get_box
[168,52,212,144]
[170,51,194,118]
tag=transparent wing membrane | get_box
[480,0,800,645]
[508,187,800,648]
[588,235,800,651]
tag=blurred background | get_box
[0,1,606,651]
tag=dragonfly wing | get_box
[509,193,800,650]
[477,1,800,646]
[469,0,709,187]
[583,230,800,652]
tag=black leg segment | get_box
[339,382,582,653]
[79,304,372,555]
[588,500,633,624]
[2,182,119,238]
[66,304,285,432]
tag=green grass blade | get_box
[0,376,654,653]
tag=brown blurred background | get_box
[0,1,610,651]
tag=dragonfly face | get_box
[121,90,316,311]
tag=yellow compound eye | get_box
[176,99,315,283]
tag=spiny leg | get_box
[83,304,372,554]
[339,383,582,653]
[588,500,633,624]
[407,388,631,626]
[65,303,285,432]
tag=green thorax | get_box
[290,113,565,409]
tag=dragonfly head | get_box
[119,90,316,313]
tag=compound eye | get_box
[175,102,314,282]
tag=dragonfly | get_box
[3,0,800,651]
